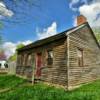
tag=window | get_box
[47,50,53,65]
[27,54,32,66]
[23,54,28,66]
[77,48,83,67]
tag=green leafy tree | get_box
[96,33,100,43]
[93,28,100,43]
[8,43,24,61]
[16,44,25,50]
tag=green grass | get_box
[0,75,100,100]
[0,75,26,90]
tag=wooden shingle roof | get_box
[17,27,75,51]
[17,22,100,52]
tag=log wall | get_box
[67,25,100,89]
[16,38,68,86]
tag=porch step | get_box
[34,78,41,83]
[27,78,41,84]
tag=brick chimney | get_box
[77,15,87,26]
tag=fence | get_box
[8,61,16,75]
[0,68,8,74]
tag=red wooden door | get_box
[36,53,42,77]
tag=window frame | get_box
[77,48,84,67]
[47,50,53,65]
[27,54,32,66]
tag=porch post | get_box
[32,53,35,85]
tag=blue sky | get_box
[1,0,78,42]
[0,0,100,58]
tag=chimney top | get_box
[77,15,87,26]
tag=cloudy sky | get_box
[0,0,100,58]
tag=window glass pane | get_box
[77,50,82,57]
[47,50,53,65]
[48,50,53,58]
[27,54,32,66]
[77,48,83,67]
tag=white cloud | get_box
[72,15,77,26]
[79,3,100,27]
[37,22,57,39]
[2,40,32,58]
[92,0,100,3]
[69,0,100,27]
[0,1,14,17]
[69,0,87,11]
[69,0,80,11]
[18,40,32,45]
[81,0,88,4]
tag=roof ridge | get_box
[17,22,88,51]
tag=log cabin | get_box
[16,15,100,90]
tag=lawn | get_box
[0,75,100,100]
[0,75,26,90]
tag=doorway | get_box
[36,53,42,78]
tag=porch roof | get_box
[17,27,76,51]
[17,22,100,52]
